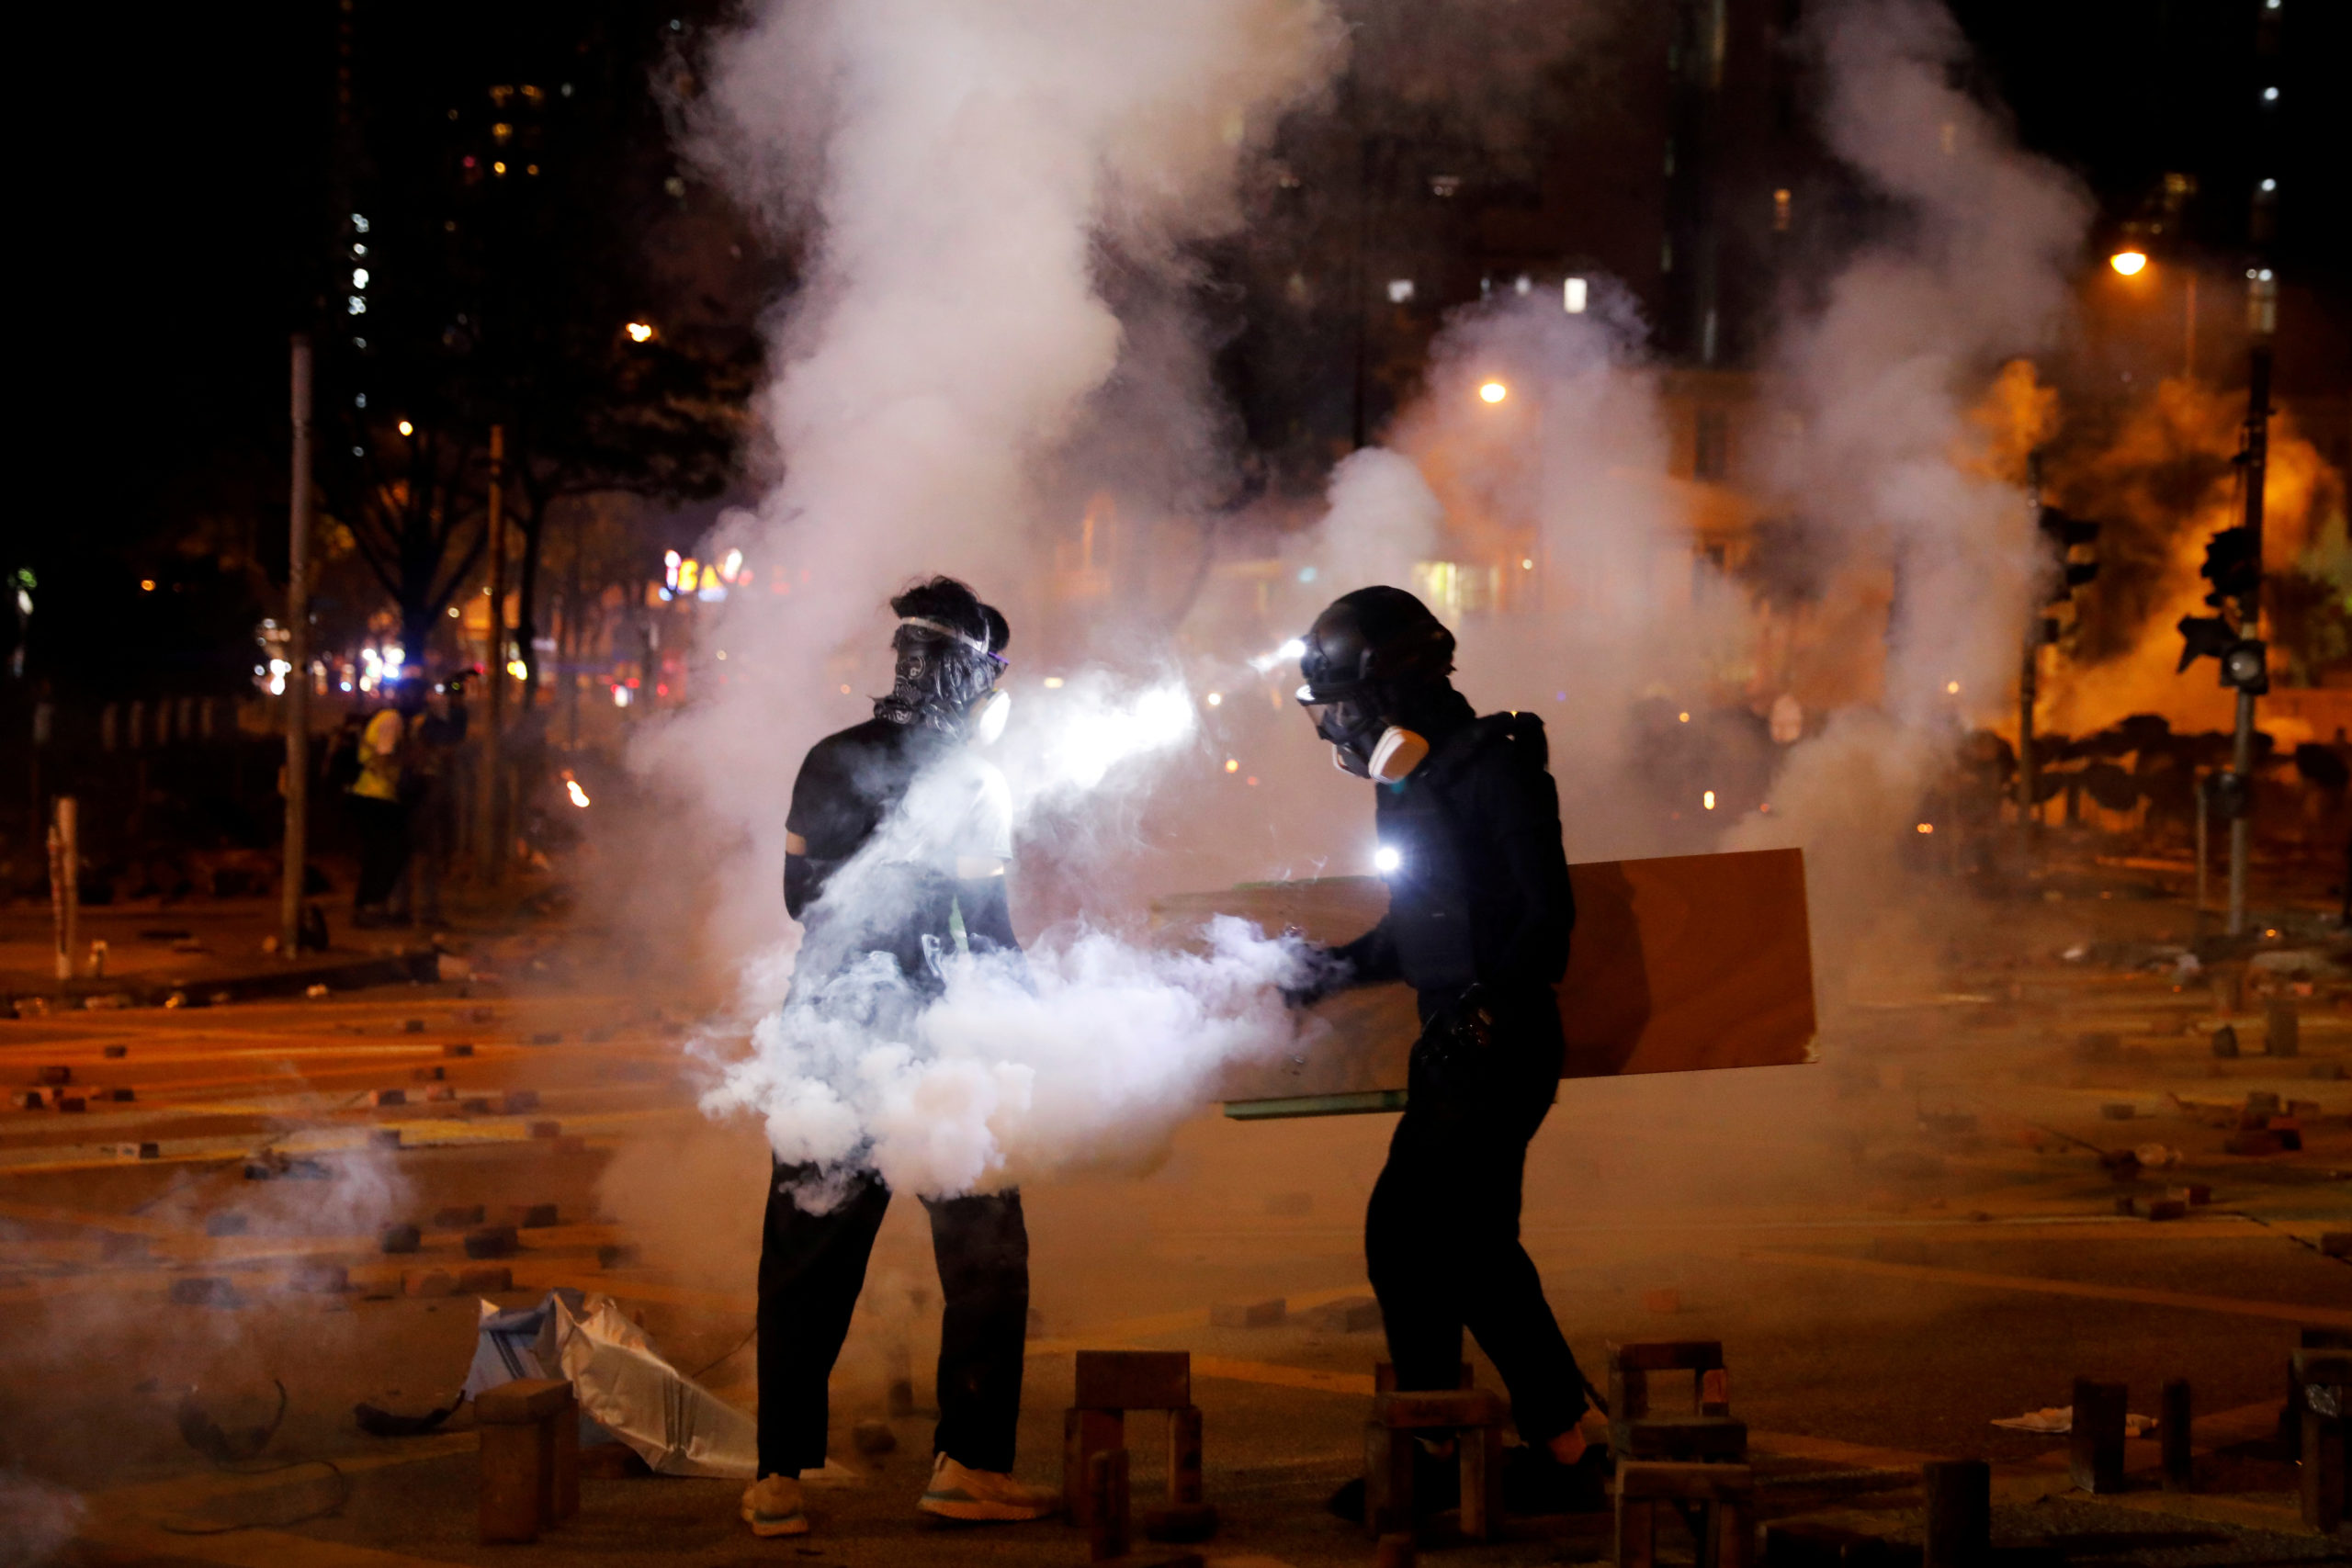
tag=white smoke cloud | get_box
[701,917,1312,1206]
[656,0,1347,1191]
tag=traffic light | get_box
[2206,769,2253,821]
[2199,526,2259,607]
[2176,615,2267,692]
[2038,506,2102,598]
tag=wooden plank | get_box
[1160,849,1816,1111]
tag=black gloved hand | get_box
[1410,983,1494,1094]
[1279,937,1350,1010]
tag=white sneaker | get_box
[741,1473,810,1537]
[916,1452,1059,1521]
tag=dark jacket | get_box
[1333,708,1574,997]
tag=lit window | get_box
[1563,276,1588,313]
[1386,278,1415,303]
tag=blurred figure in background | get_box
[392,674,468,927]
[348,680,421,928]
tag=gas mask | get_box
[1296,686,1430,783]
[876,616,1008,740]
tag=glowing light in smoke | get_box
[719,548,743,582]
[141,580,155,592]
[625,321,656,343]
[1678,711,1690,723]
[1563,276,1589,313]
[1205,692,1222,706]
[1478,380,1508,404]
[1374,846,1401,874]
[397,419,414,436]
[565,776,591,808]
[1946,681,1961,694]
[1916,823,1934,835]
[1225,758,1238,773]
[507,659,528,680]
[1035,681,1197,793]
[1043,676,1065,689]
[1702,790,1716,810]
[2109,250,2148,277]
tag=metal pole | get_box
[2227,342,2271,937]
[281,334,313,955]
[2018,455,2042,846]
[49,796,77,983]
[478,425,506,884]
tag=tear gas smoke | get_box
[701,918,1316,1208]
[665,0,1345,1194]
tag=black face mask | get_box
[1295,686,1430,782]
[874,620,1006,738]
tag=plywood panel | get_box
[1149,849,1816,1113]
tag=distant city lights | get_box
[397,419,414,436]
[626,321,656,343]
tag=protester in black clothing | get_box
[741,577,1055,1541]
[1285,585,1606,1516]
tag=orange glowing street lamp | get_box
[2109,249,2149,277]
[1477,379,1509,404]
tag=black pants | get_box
[348,795,410,908]
[756,1160,1028,1478]
[1365,987,1589,1446]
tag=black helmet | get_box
[1295,587,1454,777]
[1297,586,1454,700]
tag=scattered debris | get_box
[1209,1298,1286,1329]
[405,1269,459,1298]
[381,1224,423,1255]
[355,1394,460,1438]
[466,1224,520,1258]
[1302,1296,1382,1333]
[508,1204,558,1230]
[1991,1406,2157,1436]
[177,1380,285,1463]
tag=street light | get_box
[1477,380,1508,404]
[2109,249,2149,277]
[625,321,656,344]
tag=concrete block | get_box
[369,1129,403,1150]
[2265,1000,2299,1057]
[2211,1025,2239,1058]
[435,1205,486,1228]
[1303,1295,1382,1332]
[1141,1502,1219,1545]
[2070,1378,2127,1494]
[168,1277,239,1306]
[103,1087,133,1102]
[35,1066,71,1086]
[404,1269,458,1297]
[2144,1199,2188,1222]
[205,1213,249,1237]
[460,1098,493,1114]
[443,1043,474,1057]
[477,1378,577,1544]
[596,1244,641,1269]
[290,1263,349,1293]
[2098,1103,2136,1120]
[1374,1532,1416,1568]
[2167,1184,2212,1205]
[1089,1447,1131,1562]
[380,1224,422,1254]
[502,1089,541,1113]
[102,1045,127,1058]
[457,1265,513,1293]
[508,1203,558,1229]
[528,1120,561,1139]
[1921,1459,1988,1568]
[2246,1090,2282,1117]
[11,1091,40,1111]
[466,1224,520,1258]
[530,1032,561,1045]
[1208,1298,1284,1329]
[412,1066,446,1082]
[1619,1460,1755,1499]
[370,1089,407,1107]
[852,1419,897,1455]
[1076,1351,1191,1412]
[424,1084,457,1101]
[56,1097,85,1113]
[402,1018,425,1033]
[2225,1130,2287,1156]
[1764,1520,1905,1568]
[1066,1407,1122,1525]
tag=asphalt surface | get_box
[3,880,2348,1566]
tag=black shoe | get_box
[1503,1442,1611,1516]
[1326,1440,1462,1523]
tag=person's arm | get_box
[1475,739,1575,986]
[955,858,1022,957]
[782,745,842,921]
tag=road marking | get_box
[1742,1248,2352,1328]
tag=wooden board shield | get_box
[1148,848,1817,1117]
